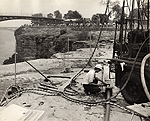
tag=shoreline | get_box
[0,28,16,65]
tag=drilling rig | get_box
[109,0,150,104]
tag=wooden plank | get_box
[0,104,44,121]
[19,110,44,121]
[0,104,28,121]
[126,103,150,118]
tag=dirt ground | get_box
[0,46,147,121]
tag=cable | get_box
[70,21,149,103]
[108,36,150,101]
[70,20,149,103]
[106,0,150,101]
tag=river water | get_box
[0,20,31,65]
[0,28,16,65]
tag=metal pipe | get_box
[47,75,71,79]
[16,54,57,85]
[129,0,135,57]
[112,21,118,58]
[25,60,52,82]
[119,0,125,57]
[14,40,17,85]
[137,0,140,29]
[56,57,110,60]
[104,87,112,121]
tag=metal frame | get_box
[113,0,149,60]
[109,0,150,87]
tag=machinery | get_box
[109,0,150,104]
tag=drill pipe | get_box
[104,87,112,121]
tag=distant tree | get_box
[98,13,110,24]
[47,13,54,26]
[31,13,44,26]
[32,13,43,17]
[63,10,73,19]
[128,7,148,20]
[91,14,100,25]
[91,0,120,25]
[128,8,139,19]
[99,0,122,22]
[47,13,53,18]
[54,10,62,19]
[91,13,110,25]
[99,0,120,6]
[63,10,82,19]
[73,11,82,19]
[111,4,123,21]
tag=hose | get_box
[71,30,150,102]
[71,25,104,82]
[107,36,150,101]
[141,53,150,101]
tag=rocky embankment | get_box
[3,26,115,64]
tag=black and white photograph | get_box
[0,0,149,120]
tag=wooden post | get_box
[63,37,71,73]
[89,31,93,67]
[148,0,150,72]
[89,31,92,52]
[68,37,69,52]
[14,41,17,85]
[104,87,112,121]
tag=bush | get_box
[77,30,89,41]
[3,53,24,65]
[60,29,67,35]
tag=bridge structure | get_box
[0,14,115,29]
[0,14,90,27]
[0,15,64,23]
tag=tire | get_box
[121,72,147,104]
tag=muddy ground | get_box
[0,46,146,121]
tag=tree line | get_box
[31,2,142,27]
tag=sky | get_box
[0,0,122,27]
[0,0,111,17]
